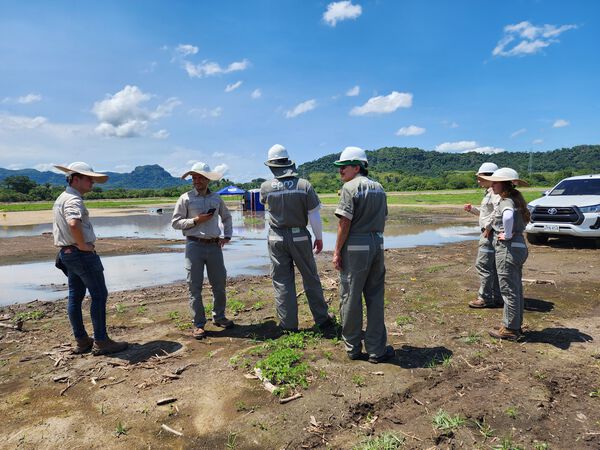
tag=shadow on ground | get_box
[109,340,183,364]
[387,345,454,369]
[523,327,593,350]
[524,297,555,312]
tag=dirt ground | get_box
[0,211,599,449]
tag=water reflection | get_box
[0,211,479,305]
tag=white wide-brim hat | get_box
[181,162,223,181]
[478,167,529,187]
[54,162,109,183]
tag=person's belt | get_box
[186,236,220,244]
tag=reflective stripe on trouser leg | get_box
[185,241,207,328]
[205,244,228,320]
[268,230,298,329]
[495,238,528,330]
[339,233,387,357]
[475,233,501,303]
[288,228,329,325]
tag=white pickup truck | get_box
[526,174,600,245]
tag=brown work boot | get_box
[469,299,503,309]
[92,338,128,356]
[72,336,94,354]
[488,326,521,341]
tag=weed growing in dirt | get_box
[167,310,190,331]
[323,350,334,360]
[256,348,308,390]
[395,315,414,326]
[432,409,465,430]
[235,401,254,412]
[465,333,481,344]
[168,311,181,320]
[228,300,245,315]
[0,359,8,368]
[318,369,327,379]
[427,264,448,273]
[534,370,547,380]
[352,374,366,387]
[589,388,600,398]
[204,304,212,314]
[532,442,549,450]
[426,353,452,368]
[14,310,45,321]
[493,438,524,450]
[252,301,265,311]
[115,304,126,314]
[352,431,404,450]
[473,418,494,438]
[136,305,147,314]
[114,421,128,437]
[225,431,238,449]
[504,406,518,419]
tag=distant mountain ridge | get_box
[0,164,188,189]
[298,145,600,177]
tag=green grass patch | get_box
[255,348,309,391]
[352,374,366,387]
[426,264,449,273]
[505,406,518,419]
[352,431,405,449]
[395,315,414,326]
[14,310,45,321]
[432,409,465,430]
[464,332,481,344]
[228,300,245,315]
[426,353,452,368]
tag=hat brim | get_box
[477,175,529,187]
[54,164,109,183]
[333,159,364,167]
[265,160,295,168]
[181,170,223,181]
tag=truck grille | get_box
[531,206,583,224]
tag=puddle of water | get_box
[0,221,478,305]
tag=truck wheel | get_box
[526,233,549,245]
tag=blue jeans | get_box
[59,247,108,341]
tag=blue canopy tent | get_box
[216,185,246,195]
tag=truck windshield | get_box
[549,179,600,196]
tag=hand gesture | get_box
[313,239,323,255]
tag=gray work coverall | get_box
[491,198,528,330]
[335,176,388,359]
[172,189,233,328]
[260,176,330,330]
[475,188,502,304]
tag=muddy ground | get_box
[0,210,599,449]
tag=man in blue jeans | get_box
[53,162,128,355]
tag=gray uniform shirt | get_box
[260,177,320,228]
[53,186,96,247]
[491,198,526,234]
[335,176,387,233]
[479,188,501,229]
[172,189,233,238]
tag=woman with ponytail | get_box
[477,168,530,340]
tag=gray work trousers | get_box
[494,236,528,330]
[267,227,329,330]
[185,240,228,328]
[339,232,387,359]
[475,232,502,304]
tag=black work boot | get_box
[72,336,94,354]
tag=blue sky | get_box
[0,0,597,181]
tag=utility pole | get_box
[528,148,533,176]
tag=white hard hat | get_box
[265,144,294,167]
[181,162,223,181]
[477,162,498,175]
[54,162,109,183]
[478,167,529,187]
[333,146,368,167]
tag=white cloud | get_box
[346,85,360,96]
[152,129,169,139]
[91,85,180,138]
[114,164,133,172]
[251,88,262,99]
[225,81,243,93]
[176,44,199,56]
[0,114,47,130]
[493,21,577,57]
[510,128,527,138]
[553,119,569,128]
[184,59,250,78]
[18,93,42,104]
[285,99,317,118]
[212,151,226,158]
[435,140,505,154]
[33,163,60,172]
[532,139,544,145]
[213,163,229,175]
[350,91,412,116]
[396,125,425,136]
[323,1,362,27]
[435,141,478,152]
[188,106,223,119]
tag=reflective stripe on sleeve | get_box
[512,242,527,248]
[292,236,309,242]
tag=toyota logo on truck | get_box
[547,208,558,215]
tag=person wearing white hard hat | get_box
[259,144,335,333]
[478,168,530,340]
[464,162,503,308]
[333,147,394,364]
[172,162,234,340]
[53,162,128,356]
